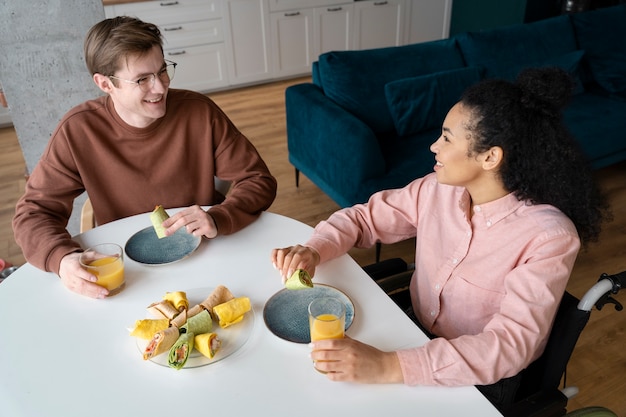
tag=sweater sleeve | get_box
[204,105,277,235]
[13,138,85,274]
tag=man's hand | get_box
[59,252,109,298]
[162,205,218,239]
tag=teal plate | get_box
[263,284,354,343]
[124,227,201,265]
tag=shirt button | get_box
[435,284,441,290]
[474,206,481,212]
[486,220,492,227]
[430,311,436,316]
[452,258,458,264]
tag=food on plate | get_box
[194,333,221,359]
[170,309,187,328]
[182,309,212,334]
[130,318,170,339]
[285,269,314,290]
[186,304,204,318]
[213,297,251,328]
[147,300,179,320]
[150,205,170,239]
[200,285,235,314]
[163,291,188,311]
[143,327,180,360]
[168,331,195,370]
[133,286,250,369]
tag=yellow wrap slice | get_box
[130,318,170,339]
[163,291,189,311]
[213,296,251,328]
[194,333,221,359]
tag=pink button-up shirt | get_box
[305,173,580,386]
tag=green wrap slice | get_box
[168,331,195,370]
[182,309,213,334]
[285,269,314,290]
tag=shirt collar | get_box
[462,192,526,228]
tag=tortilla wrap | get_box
[147,300,179,320]
[213,297,251,328]
[163,291,188,311]
[182,309,212,334]
[130,318,170,339]
[168,331,194,370]
[200,285,235,314]
[150,205,170,239]
[143,327,179,360]
[170,309,188,328]
[194,333,221,359]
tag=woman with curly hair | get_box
[270,67,610,410]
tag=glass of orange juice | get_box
[79,243,125,296]
[308,296,346,341]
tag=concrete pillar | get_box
[0,0,105,235]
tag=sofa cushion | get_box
[385,66,483,136]
[316,38,466,133]
[456,15,578,80]
[570,5,626,93]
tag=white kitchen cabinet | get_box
[269,7,315,78]
[222,0,272,86]
[105,0,228,91]
[353,0,408,50]
[407,0,452,43]
[314,3,354,55]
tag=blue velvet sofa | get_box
[286,5,626,208]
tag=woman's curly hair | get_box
[460,67,611,245]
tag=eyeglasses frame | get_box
[107,60,177,91]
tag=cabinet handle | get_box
[160,1,180,6]
[327,7,343,12]
[284,11,301,17]
[167,50,187,56]
[163,26,183,31]
[374,1,389,5]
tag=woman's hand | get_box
[270,244,320,283]
[162,205,218,239]
[310,336,404,384]
[59,252,109,299]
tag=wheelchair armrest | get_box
[502,389,568,417]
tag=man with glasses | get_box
[13,17,277,298]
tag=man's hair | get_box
[84,16,163,77]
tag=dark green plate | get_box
[124,227,201,265]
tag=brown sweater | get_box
[13,89,277,274]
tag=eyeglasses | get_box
[108,60,177,92]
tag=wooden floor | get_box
[1,78,625,415]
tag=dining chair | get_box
[363,258,624,417]
[79,177,232,233]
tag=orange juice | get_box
[88,256,125,291]
[310,313,345,341]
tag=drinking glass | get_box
[79,243,125,295]
[308,297,346,342]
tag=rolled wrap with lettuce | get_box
[143,327,179,360]
[168,331,195,370]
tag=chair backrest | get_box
[514,291,591,401]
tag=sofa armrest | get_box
[285,83,386,206]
